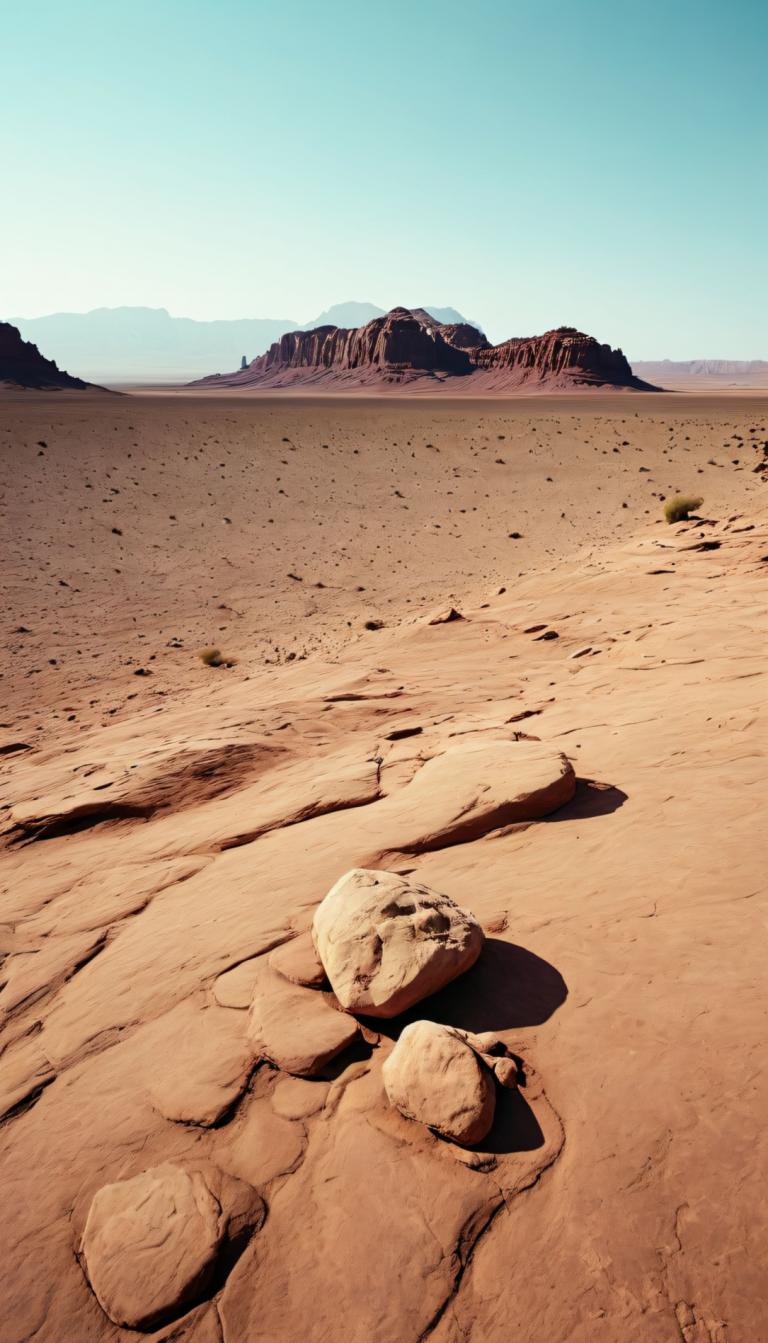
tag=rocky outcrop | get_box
[472,325,656,389]
[196,307,474,388]
[191,310,657,391]
[312,868,484,1018]
[0,321,93,390]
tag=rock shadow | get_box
[366,938,568,1041]
[543,777,627,823]
[472,1082,545,1155]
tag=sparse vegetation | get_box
[664,495,703,524]
[198,646,237,668]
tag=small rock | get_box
[382,1021,495,1145]
[492,1056,519,1089]
[426,606,465,625]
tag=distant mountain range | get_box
[632,359,768,387]
[10,303,478,384]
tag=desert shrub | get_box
[198,646,237,668]
[664,495,703,524]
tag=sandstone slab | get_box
[385,739,576,852]
[269,930,326,987]
[247,963,359,1076]
[312,868,484,1018]
[80,1162,262,1330]
[382,1020,496,1145]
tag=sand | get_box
[1,389,767,1341]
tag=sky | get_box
[2,0,766,356]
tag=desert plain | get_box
[1,388,767,1342]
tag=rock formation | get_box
[0,321,93,390]
[472,325,654,390]
[312,868,485,1017]
[191,308,658,391]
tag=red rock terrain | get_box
[192,309,656,393]
[1,391,767,1341]
[0,320,95,390]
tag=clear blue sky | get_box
[2,0,766,355]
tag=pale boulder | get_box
[312,868,484,1018]
[382,1020,496,1144]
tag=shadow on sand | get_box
[545,776,628,823]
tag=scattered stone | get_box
[80,1163,263,1330]
[534,629,559,641]
[269,931,326,987]
[492,1056,519,1089]
[247,962,360,1075]
[312,868,484,1018]
[382,1021,496,1145]
[426,606,465,625]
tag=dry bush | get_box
[664,495,703,524]
[198,646,237,668]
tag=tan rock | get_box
[247,962,359,1076]
[312,868,484,1018]
[384,739,576,852]
[269,931,326,987]
[272,1076,330,1120]
[80,1162,262,1330]
[382,1021,496,1145]
[145,1000,255,1126]
[217,1098,305,1187]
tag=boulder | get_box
[247,962,359,1076]
[312,868,484,1018]
[79,1163,263,1330]
[382,1021,496,1145]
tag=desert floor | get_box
[1,391,767,1342]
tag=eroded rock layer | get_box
[191,309,656,391]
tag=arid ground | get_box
[1,391,767,1342]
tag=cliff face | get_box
[472,326,652,388]
[0,322,91,390]
[192,311,657,392]
[235,308,474,384]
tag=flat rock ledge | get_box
[312,868,484,1018]
[247,962,359,1076]
[79,1162,264,1330]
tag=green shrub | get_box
[198,646,237,668]
[664,495,703,524]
